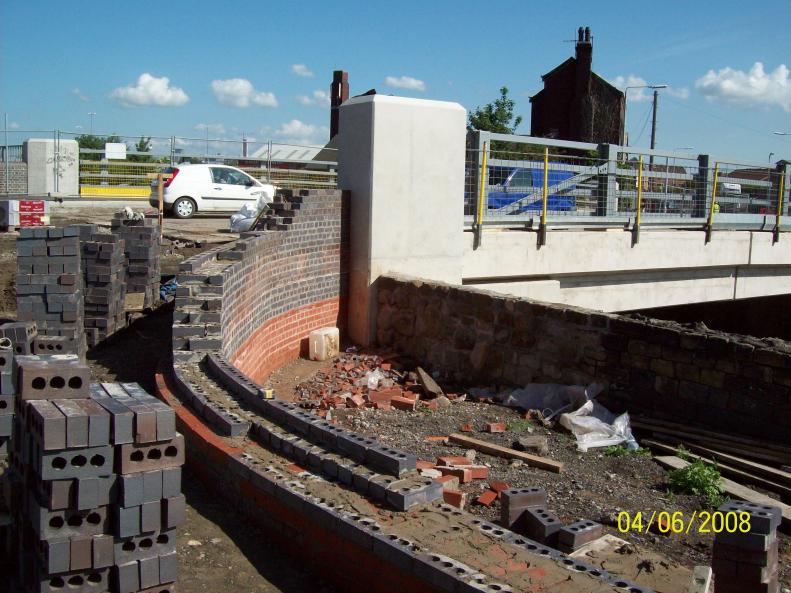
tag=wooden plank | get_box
[681,443,791,488]
[633,417,791,455]
[643,440,791,499]
[653,456,791,528]
[633,421,791,465]
[448,433,564,473]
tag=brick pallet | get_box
[110,216,160,309]
[16,228,87,360]
[4,355,183,593]
[82,234,127,348]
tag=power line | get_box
[632,101,653,145]
[661,94,773,139]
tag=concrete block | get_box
[51,399,89,448]
[119,474,144,508]
[718,500,781,536]
[30,502,108,539]
[114,530,177,564]
[26,399,66,450]
[34,445,114,480]
[139,555,159,589]
[116,560,140,593]
[143,470,163,503]
[36,568,110,593]
[140,501,160,533]
[0,414,11,437]
[39,538,71,573]
[14,354,89,400]
[117,434,184,474]
[74,399,110,447]
[117,506,141,539]
[76,477,100,511]
[557,520,604,553]
[159,551,178,584]
[161,467,181,499]
[88,395,134,444]
[365,444,416,475]
[522,506,562,544]
[70,535,92,571]
[162,495,186,530]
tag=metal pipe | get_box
[636,155,644,227]
[541,147,549,226]
[775,174,785,244]
[4,113,9,195]
[476,141,488,228]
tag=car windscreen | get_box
[211,168,252,185]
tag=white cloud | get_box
[292,64,314,78]
[72,88,90,102]
[297,90,331,107]
[109,73,189,107]
[194,123,226,136]
[385,75,426,91]
[274,119,329,145]
[210,78,278,108]
[611,75,688,102]
[695,62,791,112]
[8,122,19,130]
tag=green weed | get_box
[666,459,727,508]
[603,445,651,458]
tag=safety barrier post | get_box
[705,163,719,243]
[538,147,549,246]
[632,156,644,245]
[473,141,488,249]
[774,173,785,244]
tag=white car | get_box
[149,163,277,219]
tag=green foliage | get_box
[666,459,727,508]
[505,418,533,433]
[468,87,523,135]
[676,445,692,462]
[603,445,651,458]
[129,136,153,163]
[76,134,122,161]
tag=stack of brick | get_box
[82,233,127,348]
[712,501,781,593]
[110,215,160,309]
[6,354,184,593]
[16,228,86,359]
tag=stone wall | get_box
[0,162,28,194]
[375,274,791,443]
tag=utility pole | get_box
[650,90,659,151]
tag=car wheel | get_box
[172,197,196,219]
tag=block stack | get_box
[499,487,603,553]
[110,215,160,309]
[712,500,781,593]
[16,228,86,359]
[82,233,127,348]
[6,355,184,593]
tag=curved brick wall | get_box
[172,189,348,383]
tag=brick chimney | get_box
[330,70,349,139]
[575,26,592,84]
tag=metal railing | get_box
[466,131,791,245]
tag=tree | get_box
[129,136,152,163]
[76,134,122,161]
[467,86,523,134]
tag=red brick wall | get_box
[230,297,341,383]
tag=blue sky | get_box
[1,0,790,163]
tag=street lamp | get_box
[622,84,668,147]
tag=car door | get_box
[204,167,251,210]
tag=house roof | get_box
[541,57,575,82]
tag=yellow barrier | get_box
[80,186,150,198]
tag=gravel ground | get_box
[286,351,791,589]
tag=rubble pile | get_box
[294,352,463,413]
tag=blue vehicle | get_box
[486,166,576,212]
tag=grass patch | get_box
[603,445,652,458]
[506,418,534,433]
[666,459,727,508]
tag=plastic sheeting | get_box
[497,382,637,452]
[228,189,277,232]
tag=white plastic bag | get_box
[228,194,271,232]
[559,400,637,452]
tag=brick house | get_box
[530,27,625,144]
